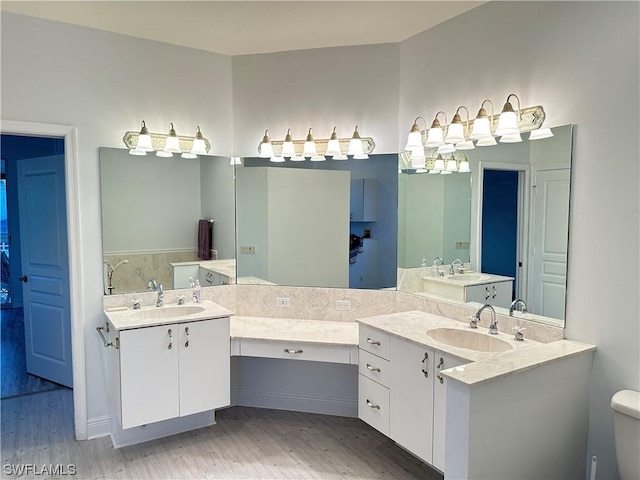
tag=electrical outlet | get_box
[455,241,470,249]
[276,297,291,307]
[241,245,257,255]
[335,300,351,311]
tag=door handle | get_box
[19,275,28,283]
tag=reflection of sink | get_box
[446,274,490,283]
[129,305,206,320]
[426,328,512,352]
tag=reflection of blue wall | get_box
[243,155,398,288]
[481,170,518,291]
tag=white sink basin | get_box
[426,328,512,353]
[129,305,205,320]
[446,273,490,283]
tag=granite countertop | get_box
[105,300,234,330]
[231,316,358,346]
[357,310,595,386]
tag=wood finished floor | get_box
[1,307,65,399]
[1,388,443,480]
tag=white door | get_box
[528,168,570,319]
[17,154,73,387]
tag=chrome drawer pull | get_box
[366,399,380,410]
[184,326,190,348]
[366,363,381,372]
[366,338,381,346]
[168,328,173,350]
[421,352,429,377]
[284,348,303,354]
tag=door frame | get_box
[0,119,87,440]
[475,161,530,300]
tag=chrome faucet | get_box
[509,299,528,341]
[156,284,164,308]
[450,258,464,275]
[148,278,158,291]
[433,256,445,277]
[470,304,499,335]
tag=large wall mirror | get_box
[234,154,398,289]
[99,148,235,295]
[397,124,574,327]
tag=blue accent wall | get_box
[481,170,518,286]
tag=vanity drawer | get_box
[358,349,391,387]
[239,339,351,364]
[359,325,390,360]
[358,374,390,436]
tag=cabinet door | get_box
[350,178,377,222]
[119,325,179,429]
[179,318,230,417]
[432,351,466,472]
[358,374,390,436]
[389,337,434,464]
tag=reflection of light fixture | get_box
[500,132,523,143]
[425,111,448,147]
[410,146,426,168]
[124,121,211,157]
[458,154,471,173]
[446,154,458,172]
[470,100,494,140]
[257,125,374,160]
[259,130,273,158]
[269,155,285,163]
[432,154,445,171]
[529,128,554,140]
[281,129,296,157]
[437,143,455,155]
[455,140,475,150]
[476,136,497,147]
[495,94,521,136]
[348,126,368,159]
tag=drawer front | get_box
[239,339,351,364]
[359,325,390,360]
[358,374,390,436]
[358,349,391,387]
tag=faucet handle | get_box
[468,315,479,329]
[512,325,526,341]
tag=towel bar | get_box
[97,324,119,349]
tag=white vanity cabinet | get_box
[464,280,512,308]
[389,336,434,464]
[432,351,466,472]
[117,317,230,429]
[358,325,391,435]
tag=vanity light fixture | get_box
[259,130,274,158]
[437,143,456,155]
[445,154,458,172]
[259,126,374,160]
[495,94,522,137]
[425,111,448,147]
[476,136,498,147]
[123,121,211,158]
[410,146,427,169]
[444,106,471,144]
[470,100,495,140]
[499,132,523,143]
[405,117,428,150]
[458,154,471,173]
[529,127,554,140]
[432,153,445,172]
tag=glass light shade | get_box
[428,169,441,175]
[290,153,305,161]
[409,146,426,161]
[332,154,348,160]
[455,140,475,150]
[190,138,207,156]
[302,141,318,157]
[259,142,273,158]
[348,138,365,157]
[281,141,295,157]
[495,111,519,136]
[310,155,326,162]
[412,158,426,169]
[325,138,342,157]
[352,153,369,159]
[470,117,491,140]
[437,144,455,155]
[499,132,522,143]
[129,148,147,156]
[433,157,445,171]
[415,168,429,174]
[458,159,471,173]
[181,152,198,159]
[425,127,445,147]
[269,155,285,163]
[446,158,458,172]
[405,130,423,150]
[136,133,153,152]
[440,170,453,175]
[529,128,554,140]
[476,136,497,147]
[156,150,173,157]
[444,122,465,144]
[164,135,181,153]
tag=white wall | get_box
[399,3,639,478]
[1,12,234,428]
[231,43,400,156]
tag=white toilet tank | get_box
[611,390,640,480]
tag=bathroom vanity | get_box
[422,272,514,308]
[102,301,232,430]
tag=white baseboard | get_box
[232,387,357,418]
[86,415,112,440]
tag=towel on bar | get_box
[198,219,212,260]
